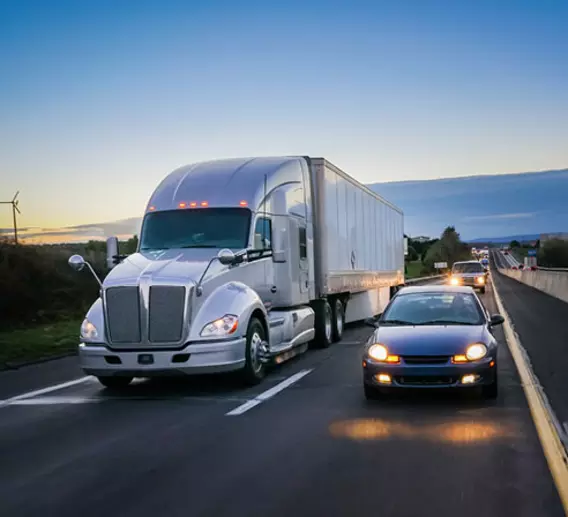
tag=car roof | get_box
[395,285,476,295]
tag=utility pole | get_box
[0,191,21,244]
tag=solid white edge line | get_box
[492,273,568,515]
[226,369,313,416]
[0,376,94,408]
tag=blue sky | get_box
[1,0,567,241]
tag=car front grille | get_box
[403,356,450,365]
[396,375,456,386]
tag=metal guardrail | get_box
[404,274,445,285]
[536,267,568,272]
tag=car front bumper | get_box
[363,357,496,389]
[78,337,246,377]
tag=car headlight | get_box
[476,276,485,284]
[466,343,487,361]
[200,314,239,337]
[368,344,388,361]
[80,318,99,340]
[450,277,460,285]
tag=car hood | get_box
[103,248,227,288]
[373,325,487,355]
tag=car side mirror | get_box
[489,314,504,327]
[365,316,380,328]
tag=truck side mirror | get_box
[217,248,236,266]
[106,236,120,269]
[68,254,102,287]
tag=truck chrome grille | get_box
[148,285,186,343]
[106,286,141,343]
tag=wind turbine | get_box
[0,191,21,244]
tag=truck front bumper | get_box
[78,338,246,377]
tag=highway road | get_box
[0,280,564,517]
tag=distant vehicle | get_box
[480,258,489,268]
[68,156,405,389]
[448,260,487,294]
[362,285,504,400]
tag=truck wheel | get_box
[314,299,333,348]
[97,376,133,390]
[332,298,345,342]
[241,317,267,385]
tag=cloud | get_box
[0,217,142,244]
[461,212,535,222]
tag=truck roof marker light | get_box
[148,206,155,211]
[189,202,197,208]
[200,201,209,207]
[178,202,187,209]
[239,200,248,207]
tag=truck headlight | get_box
[200,314,239,337]
[466,343,487,361]
[450,277,460,285]
[476,276,485,285]
[80,318,99,340]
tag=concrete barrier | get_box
[499,268,568,305]
[404,275,445,285]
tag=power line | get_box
[0,191,21,244]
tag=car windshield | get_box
[452,262,484,274]
[139,208,251,251]
[381,292,485,326]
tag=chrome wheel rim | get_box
[336,302,343,336]
[250,332,263,373]
[325,306,332,342]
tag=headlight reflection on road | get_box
[329,418,514,444]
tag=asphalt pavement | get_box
[0,281,564,517]
[490,252,568,434]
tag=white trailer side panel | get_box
[309,158,404,296]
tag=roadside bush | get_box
[538,238,568,268]
[0,240,108,329]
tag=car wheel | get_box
[481,376,498,399]
[364,383,381,400]
[331,298,345,342]
[480,287,486,294]
[97,376,133,390]
[241,317,267,386]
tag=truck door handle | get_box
[270,286,277,293]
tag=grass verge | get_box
[405,261,425,279]
[0,319,81,368]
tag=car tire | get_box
[364,383,381,400]
[97,376,133,390]
[313,299,333,348]
[241,317,267,386]
[479,287,486,294]
[481,376,498,399]
[331,298,345,343]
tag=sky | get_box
[1,0,567,242]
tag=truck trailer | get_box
[69,156,405,388]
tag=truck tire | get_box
[241,317,267,385]
[97,376,133,390]
[313,299,333,348]
[332,298,345,342]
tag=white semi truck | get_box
[69,156,405,388]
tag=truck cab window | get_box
[299,227,307,259]
[254,217,272,250]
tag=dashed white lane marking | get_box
[226,369,313,416]
[0,376,96,409]
[9,396,101,405]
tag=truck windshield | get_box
[139,208,251,251]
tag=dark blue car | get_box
[362,285,504,400]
